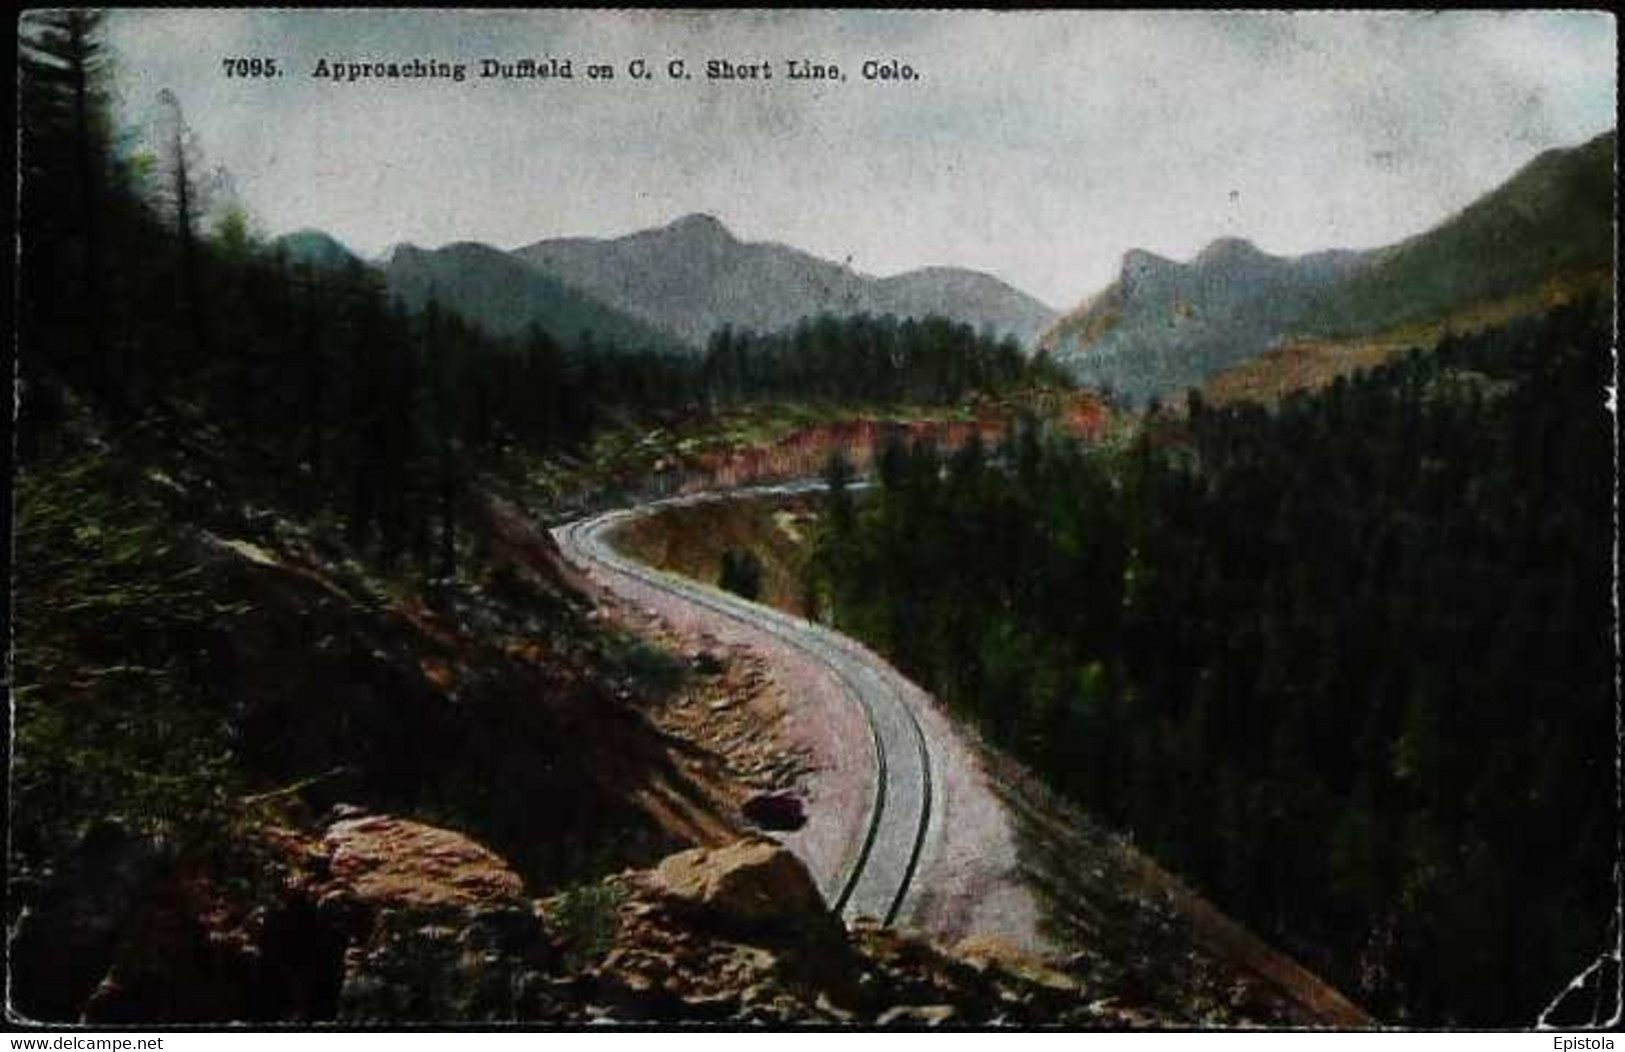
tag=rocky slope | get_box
[513,213,1058,349]
[532,391,1113,522]
[1039,240,1367,404]
[14,806,1347,1026]
[8,408,748,1022]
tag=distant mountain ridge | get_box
[381,241,685,354]
[277,217,1058,357]
[1041,129,1615,404]
[512,213,1058,349]
[1039,238,1370,403]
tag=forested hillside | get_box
[15,7,1074,897]
[701,314,1069,406]
[807,300,1615,1025]
[16,11,702,574]
[17,21,1054,572]
[15,12,711,948]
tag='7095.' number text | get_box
[222,58,281,78]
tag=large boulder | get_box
[316,813,554,1022]
[650,837,830,935]
[322,814,528,913]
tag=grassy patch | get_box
[594,626,689,695]
[549,881,627,971]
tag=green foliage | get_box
[212,205,256,262]
[550,881,626,971]
[596,626,689,695]
[10,450,254,903]
[807,301,1613,1025]
[336,910,533,1022]
[702,313,1059,406]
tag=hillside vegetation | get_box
[807,300,1615,1025]
[1302,132,1616,336]
[1201,267,1615,406]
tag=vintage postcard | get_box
[9,8,1619,1034]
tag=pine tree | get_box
[424,295,459,581]
[18,10,117,417]
[822,449,855,534]
[148,89,212,375]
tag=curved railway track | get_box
[554,483,934,925]
[554,485,1376,1027]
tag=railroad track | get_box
[554,483,935,926]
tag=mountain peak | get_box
[1122,248,1169,265]
[375,241,420,265]
[665,212,735,241]
[278,227,344,245]
[1196,237,1266,266]
[274,228,361,269]
[1120,248,1180,283]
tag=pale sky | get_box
[103,10,1616,309]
